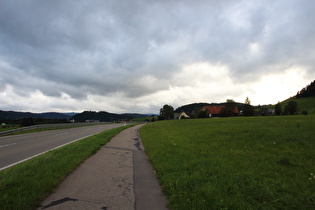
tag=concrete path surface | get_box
[38,124,168,210]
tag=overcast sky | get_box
[0,0,314,114]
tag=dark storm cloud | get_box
[0,0,315,110]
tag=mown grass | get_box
[0,125,134,210]
[140,116,315,209]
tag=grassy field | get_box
[0,125,133,210]
[140,116,315,209]
[280,96,315,115]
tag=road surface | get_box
[0,124,124,171]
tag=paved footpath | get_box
[39,124,168,210]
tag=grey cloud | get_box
[0,0,315,108]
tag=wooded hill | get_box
[279,96,315,115]
[296,80,315,98]
[70,111,149,122]
[0,110,72,120]
[278,79,315,114]
[0,109,150,124]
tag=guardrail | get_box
[0,122,107,136]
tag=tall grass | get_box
[140,116,315,209]
[0,125,133,210]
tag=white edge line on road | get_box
[0,133,96,171]
[0,143,17,148]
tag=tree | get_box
[197,109,209,118]
[288,101,298,115]
[159,104,174,120]
[219,107,228,117]
[283,105,289,115]
[20,117,35,126]
[220,99,236,117]
[259,107,268,116]
[275,102,282,115]
[296,80,315,98]
[243,97,255,116]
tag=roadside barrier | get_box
[0,122,107,136]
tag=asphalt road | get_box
[0,124,124,171]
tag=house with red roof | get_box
[201,105,239,117]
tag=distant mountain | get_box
[0,110,70,120]
[0,109,150,122]
[70,111,150,122]
[62,112,78,117]
[40,112,71,119]
[122,113,153,118]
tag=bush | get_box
[302,110,308,115]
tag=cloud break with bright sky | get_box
[0,0,314,114]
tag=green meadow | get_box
[281,96,315,115]
[140,116,315,209]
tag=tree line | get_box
[1,118,69,127]
[274,101,303,115]
[296,80,315,98]
[159,97,303,120]
[159,98,255,120]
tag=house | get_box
[202,105,239,117]
[178,111,190,119]
[201,106,224,117]
[174,111,190,119]
[268,109,275,115]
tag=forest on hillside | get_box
[70,111,149,122]
[296,80,315,98]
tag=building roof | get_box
[179,111,190,119]
[203,106,225,114]
[203,106,240,114]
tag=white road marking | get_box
[0,143,17,148]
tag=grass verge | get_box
[0,124,20,132]
[0,124,134,210]
[140,116,315,209]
